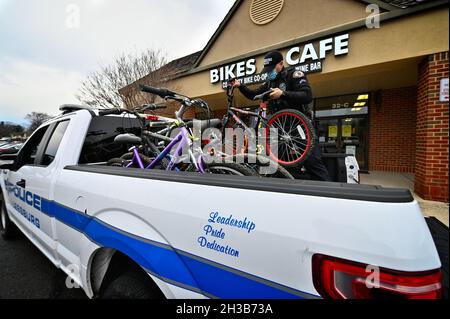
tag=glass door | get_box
[314,93,370,171]
[317,118,339,152]
[341,117,368,170]
[316,117,368,171]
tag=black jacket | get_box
[238,66,313,117]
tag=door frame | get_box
[312,92,372,172]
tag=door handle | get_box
[16,179,26,188]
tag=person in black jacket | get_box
[231,50,331,182]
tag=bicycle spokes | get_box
[266,111,314,167]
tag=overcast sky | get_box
[0,0,235,125]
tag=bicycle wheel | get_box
[219,122,248,156]
[120,152,154,165]
[231,154,295,179]
[142,137,170,169]
[107,158,131,167]
[265,109,316,167]
[107,153,153,168]
[203,162,259,177]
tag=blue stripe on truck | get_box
[39,198,319,299]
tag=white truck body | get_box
[0,109,442,299]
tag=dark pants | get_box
[304,139,332,182]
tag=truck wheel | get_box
[101,271,161,299]
[426,217,449,299]
[0,191,17,240]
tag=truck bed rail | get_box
[65,165,414,203]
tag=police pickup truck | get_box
[0,106,447,299]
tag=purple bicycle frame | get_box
[127,126,206,173]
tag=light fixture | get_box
[357,94,369,101]
[353,102,366,107]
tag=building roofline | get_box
[183,0,448,76]
[120,0,448,92]
[119,50,202,94]
[192,0,244,68]
[356,0,398,11]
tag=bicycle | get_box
[103,87,257,177]
[220,83,316,167]
[136,89,296,179]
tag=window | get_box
[313,93,370,171]
[41,121,70,166]
[14,125,49,170]
[315,93,370,118]
[78,116,142,164]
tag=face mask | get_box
[268,69,278,81]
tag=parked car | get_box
[0,143,23,155]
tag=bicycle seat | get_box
[114,134,142,145]
[185,119,223,131]
[254,89,273,101]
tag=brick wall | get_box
[415,52,449,202]
[369,87,418,173]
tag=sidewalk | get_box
[360,171,449,226]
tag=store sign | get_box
[210,59,257,86]
[440,78,449,102]
[328,125,338,138]
[210,34,349,88]
[315,93,369,118]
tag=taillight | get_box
[312,254,442,299]
[146,115,159,121]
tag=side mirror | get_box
[0,154,17,170]
[0,162,14,170]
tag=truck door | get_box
[5,120,70,263]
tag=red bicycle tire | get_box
[265,109,315,167]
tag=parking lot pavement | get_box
[418,198,449,227]
[0,232,87,299]
[360,171,449,226]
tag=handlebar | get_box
[98,108,129,116]
[139,84,212,122]
[253,89,274,102]
[226,82,235,97]
[139,84,176,99]
[140,104,167,112]
[98,105,168,116]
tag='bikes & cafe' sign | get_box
[209,34,350,89]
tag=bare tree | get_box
[25,112,52,134]
[0,122,25,138]
[76,49,170,109]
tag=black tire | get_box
[107,154,153,168]
[426,217,449,299]
[119,153,133,160]
[120,153,154,166]
[265,162,295,179]
[101,271,161,299]
[203,162,259,177]
[143,137,169,169]
[107,158,130,167]
[232,154,295,179]
[266,109,316,167]
[0,190,18,240]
